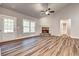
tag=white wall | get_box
[39,16,54,34]
[0,7,40,42]
[0,18,2,40]
[54,4,79,38]
[39,15,60,36]
[39,4,79,38]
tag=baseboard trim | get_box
[0,35,40,44]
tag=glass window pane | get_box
[31,27,35,32]
[30,22,35,32]
[4,18,14,33]
[23,19,30,33]
[31,22,35,27]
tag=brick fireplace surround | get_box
[40,27,51,36]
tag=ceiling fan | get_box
[41,4,55,15]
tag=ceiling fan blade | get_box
[40,12,45,15]
[50,11,55,13]
[41,10,45,12]
[48,14,50,15]
[48,8,50,10]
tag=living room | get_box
[0,3,79,56]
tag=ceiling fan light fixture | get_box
[40,4,55,15]
[45,11,50,15]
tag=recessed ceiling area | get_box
[0,3,69,18]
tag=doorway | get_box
[60,19,71,36]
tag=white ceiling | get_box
[0,3,69,18]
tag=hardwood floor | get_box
[1,35,79,56]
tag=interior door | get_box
[60,19,71,36]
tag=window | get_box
[30,22,35,32]
[23,20,30,32]
[4,18,14,33]
[23,19,36,33]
